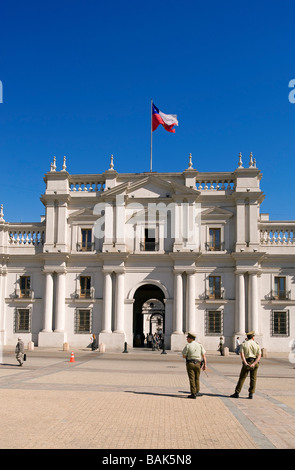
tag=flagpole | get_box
[150,99,153,172]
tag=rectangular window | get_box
[20,276,31,298]
[15,309,30,333]
[206,310,223,335]
[274,277,286,299]
[144,228,156,251]
[272,311,289,336]
[209,276,221,299]
[75,309,92,334]
[80,276,91,298]
[81,229,92,251]
[209,228,221,251]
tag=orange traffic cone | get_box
[69,351,75,363]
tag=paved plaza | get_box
[0,345,294,450]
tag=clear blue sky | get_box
[0,0,295,222]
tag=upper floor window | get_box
[20,276,31,298]
[80,276,91,298]
[209,228,221,251]
[81,229,92,251]
[141,228,158,252]
[274,276,288,300]
[208,276,222,299]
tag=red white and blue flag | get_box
[152,103,178,133]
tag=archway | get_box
[132,284,165,347]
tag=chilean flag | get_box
[152,103,178,133]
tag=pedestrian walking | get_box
[182,332,207,399]
[230,331,261,399]
[218,336,224,356]
[15,337,24,366]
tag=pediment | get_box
[68,207,99,219]
[101,174,199,200]
[201,206,234,220]
[126,206,170,225]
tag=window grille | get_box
[14,308,31,333]
[75,309,92,334]
[271,310,289,336]
[205,310,223,335]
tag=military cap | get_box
[246,331,255,338]
[186,332,196,340]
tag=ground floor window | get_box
[75,309,92,334]
[205,310,223,335]
[271,310,289,336]
[15,308,31,333]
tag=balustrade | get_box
[69,177,105,193]
[196,174,236,191]
[9,227,45,246]
[260,225,295,245]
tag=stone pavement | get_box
[0,346,294,450]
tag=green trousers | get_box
[235,362,259,394]
[186,362,201,395]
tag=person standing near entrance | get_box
[147,332,153,348]
[230,331,261,399]
[182,332,207,399]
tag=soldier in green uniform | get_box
[182,332,207,399]
[230,331,261,399]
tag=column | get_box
[114,271,125,333]
[55,271,66,332]
[235,201,246,250]
[44,203,55,249]
[248,201,260,249]
[249,272,259,334]
[115,195,125,251]
[173,271,183,334]
[103,202,114,251]
[0,270,4,336]
[173,201,183,251]
[56,201,68,251]
[235,272,245,334]
[186,271,196,333]
[42,271,54,332]
[102,271,112,333]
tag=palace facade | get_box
[0,153,294,352]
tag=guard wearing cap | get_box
[182,332,207,399]
[230,331,261,399]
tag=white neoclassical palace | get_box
[0,153,294,352]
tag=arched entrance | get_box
[133,284,165,347]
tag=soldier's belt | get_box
[186,359,200,364]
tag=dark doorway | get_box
[133,284,165,347]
